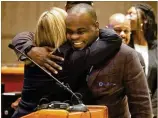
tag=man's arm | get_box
[124,49,152,118]
[11,32,63,74]
[86,28,122,66]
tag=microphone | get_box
[8,44,88,112]
[67,103,88,112]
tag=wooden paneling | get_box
[94,1,128,28]
[1,1,157,64]
[1,39,19,64]
[1,1,66,37]
[2,2,38,35]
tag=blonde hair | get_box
[35,7,67,49]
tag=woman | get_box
[11,7,68,118]
[127,3,157,118]
[11,7,122,117]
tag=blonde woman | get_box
[11,7,68,118]
[24,7,67,66]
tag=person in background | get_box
[65,1,93,11]
[107,13,145,70]
[127,3,157,117]
[11,3,122,118]
[108,13,131,44]
[66,4,152,118]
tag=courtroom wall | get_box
[1,1,157,64]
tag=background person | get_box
[65,1,93,11]
[108,13,131,44]
[107,13,145,70]
[127,3,157,117]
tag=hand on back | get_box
[27,46,64,74]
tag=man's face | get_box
[66,13,99,50]
[113,21,131,44]
[109,15,131,44]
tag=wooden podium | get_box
[22,105,108,118]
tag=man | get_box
[11,1,121,113]
[108,13,131,44]
[67,11,155,117]
[107,13,145,70]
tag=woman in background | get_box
[127,3,157,118]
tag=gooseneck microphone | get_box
[8,44,88,112]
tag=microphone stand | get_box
[8,44,88,112]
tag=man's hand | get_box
[27,46,64,74]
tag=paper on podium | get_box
[21,105,108,118]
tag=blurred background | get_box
[1,1,157,64]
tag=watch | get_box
[25,45,35,55]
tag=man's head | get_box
[65,1,93,11]
[66,3,99,50]
[108,13,131,44]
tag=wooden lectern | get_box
[22,105,108,118]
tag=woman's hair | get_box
[130,3,157,49]
[35,7,67,49]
